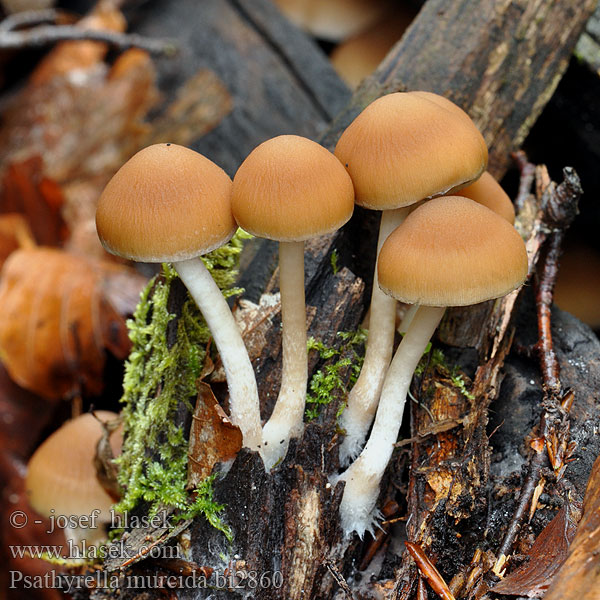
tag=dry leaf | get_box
[544,455,600,600]
[492,502,579,597]
[0,48,158,191]
[29,3,126,86]
[0,213,35,268]
[0,248,133,399]
[187,382,243,488]
[0,158,68,246]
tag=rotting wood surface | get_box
[86,1,600,599]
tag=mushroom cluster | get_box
[92,91,527,539]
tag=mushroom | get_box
[273,0,393,42]
[334,91,488,464]
[455,171,516,224]
[335,196,528,537]
[232,134,354,469]
[330,8,417,88]
[25,411,122,548]
[95,143,262,451]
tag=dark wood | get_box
[130,0,350,177]
[321,0,596,178]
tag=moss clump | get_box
[176,475,232,541]
[415,347,474,400]
[114,230,251,529]
[305,329,367,420]
[330,249,340,275]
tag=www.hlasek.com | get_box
[9,537,182,561]
[10,569,284,592]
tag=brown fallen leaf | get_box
[0,158,68,246]
[492,501,580,597]
[544,455,600,600]
[187,382,243,488]
[0,213,36,268]
[0,248,133,399]
[0,19,231,255]
[29,2,126,86]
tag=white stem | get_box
[336,305,445,537]
[398,304,418,333]
[262,241,307,469]
[174,258,262,453]
[339,207,411,464]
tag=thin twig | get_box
[0,8,62,32]
[493,163,582,575]
[324,559,355,600]
[535,231,563,396]
[405,542,456,600]
[512,150,536,212]
[0,24,177,55]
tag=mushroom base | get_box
[335,305,445,537]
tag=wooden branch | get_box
[0,8,62,32]
[0,24,177,54]
[321,0,596,178]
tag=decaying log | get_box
[128,0,351,176]
[322,0,597,178]
[87,1,600,599]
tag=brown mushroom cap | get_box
[26,411,122,522]
[334,92,488,210]
[455,171,516,224]
[273,0,392,42]
[377,196,528,307]
[96,144,236,263]
[232,135,355,241]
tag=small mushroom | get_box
[232,135,354,469]
[25,411,122,548]
[335,196,528,537]
[95,143,262,451]
[334,92,488,464]
[455,171,516,224]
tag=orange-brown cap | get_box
[273,0,391,42]
[232,135,355,241]
[26,411,122,522]
[334,92,488,210]
[96,144,236,262]
[455,171,515,224]
[378,196,528,307]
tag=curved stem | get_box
[398,304,418,333]
[336,305,445,537]
[174,258,262,453]
[262,241,307,469]
[339,207,411,464]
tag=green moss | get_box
[305,328,367,420]
[176,475,232,541]
[415,347,474,400]
[114,230,251,533]
[330,249,340,275]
